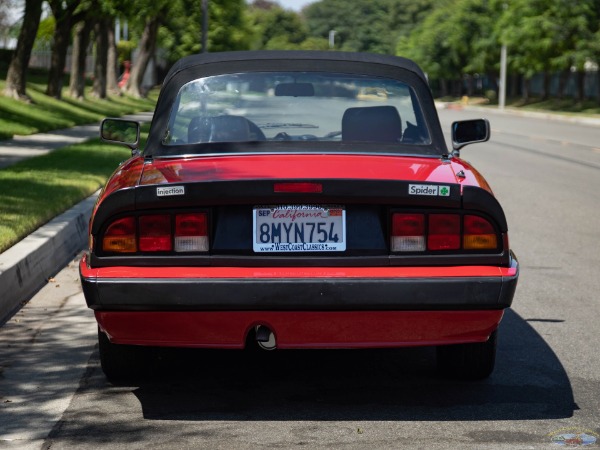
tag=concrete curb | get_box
[0,192,98,325]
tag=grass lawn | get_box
[0,69,158,140]
[440,95,600,117]
[506,98,600,116]
[0,127,149,253]
[0,68,157,252]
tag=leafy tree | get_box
[0,0,11,30]
[207,0,252,52]
[125,13,164,97]
[396,1,463,95]
[497,0,597,100]
[588,4,600,102]
[249,2,307,49]
[4,0,43,100]
[304,0,433,54]
[46,0,85,98]
[35,15,55,48]
[68,20,93,99]
[157,0,251,64]
[106,23,119,92]
[93,17,111,98]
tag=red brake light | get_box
[102,217,137,253]
[464,215,497,249]
[175,213,208,252]
[428,214,460,250]
[139,215,172,252]
[391,213,425,251]
[274,182,323,193]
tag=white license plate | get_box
[253,205,346,253]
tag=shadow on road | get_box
[111,308,575,422]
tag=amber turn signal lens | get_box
[102,217,137,253]
[463,215,497,249]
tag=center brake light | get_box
[102,212,209,253]
[274,182,323,193]
[391,213,497,252]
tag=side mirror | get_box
[451,119,490,151]
[101,118,140,152]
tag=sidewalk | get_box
[0,112,153,325]
[0,112,153,169]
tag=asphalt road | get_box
[1,108,599,449]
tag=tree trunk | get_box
[557,69,570,100]
[93,17,109,99]
[3,0,43,100]
[46,0,81,99]
[125,16,160,98]
[597,70,600,105]
[522,77,530,102]
[485,71,498,97]
[509,73,519,98]
[541,72,550,101]
[439,78,448,97]
[106,19,119,93]
[576,70,585,102]
[69,20,93,99]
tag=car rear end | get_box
[80,51,518,380]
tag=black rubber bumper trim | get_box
[81,270,518,312]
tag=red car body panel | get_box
[95,310,504,349]
[80,253,517,280]
[137,153,464,186]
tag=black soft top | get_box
[146,50,447,157]
[163,50,428,86]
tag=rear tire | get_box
[98,328,153,381]
[436,331,497,380]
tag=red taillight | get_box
[391,213,425,251]
[139,215,172,252]
[274,182,323,193]
[428,214,460,250]
[464,215,497,249]
[102,217,136,253]
[390,212,498,252]
[101,212,209,254]
[174,213,208,252]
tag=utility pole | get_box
[499,44,507,109]
[329,30,336,49]
[202,0,209,53]
[498,3,508,110]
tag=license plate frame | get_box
[252,205,346,253]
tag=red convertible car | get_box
[80,51,518,380]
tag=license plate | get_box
[253,205,346,253]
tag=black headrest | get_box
[188,115,251,143]
[342,106,402,143]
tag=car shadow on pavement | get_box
[107,308,576,422]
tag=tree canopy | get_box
[4,0,600,103]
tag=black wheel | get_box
[98,328,154,381]
[436,331,497,380]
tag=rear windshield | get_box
[163,71,431,151]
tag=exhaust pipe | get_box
[255,325,276,350]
